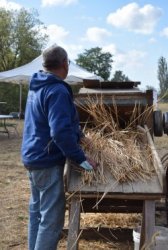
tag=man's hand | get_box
[80,160,93,171]
[80,157,98,171]
[86,157,98,170]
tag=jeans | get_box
[28,165,65,250]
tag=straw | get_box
[76,95,155,185]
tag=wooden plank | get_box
[67,197,81,250]
[140,200,155,249]
[95,175,123,193]
[68,168,163,195]
[67,168,84,193]
[122,181,133,193]
[67,166,123,193]
[144,125,165,191]
[132,176,162,194]
[97,167,123,193]
[72,193,164,200]
[67,148,164,196]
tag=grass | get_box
[0,121,29,250]
[0,102,168,249]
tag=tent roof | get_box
[0,55,100,84]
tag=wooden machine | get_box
[65,80,168,250]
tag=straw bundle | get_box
[76,95,155,185]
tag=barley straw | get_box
[76,95,155,185]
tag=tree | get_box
[158,56,168,96]
[145,85,157,91]
[0,82,28,114]
[0,8,48,71]
[111,70,130,82]
[75,47,113,80]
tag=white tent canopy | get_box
[0,55,100,115]
[0,55,99,84]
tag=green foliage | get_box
[158,56,168,96]
[146,85,157,91]
[0,82,28,114]
[0,83,82,115]
[111,70,130,82]
[70,84,83,94]
[75,47,113,80]
[0,82,83,114]
[0,7,48,71]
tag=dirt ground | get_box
[0,105,168,250]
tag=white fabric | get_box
[0,55,100,84]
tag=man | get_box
[21,45,95,250]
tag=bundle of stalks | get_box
[76,95,155,185]
[81,213,141,228]
[82,129,154,185]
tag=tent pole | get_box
[19,82,22,119]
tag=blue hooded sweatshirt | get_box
[21,71,86,169]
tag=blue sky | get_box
[1,0,168,90]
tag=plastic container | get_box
[133,226,168,250]
[133,227,141,250]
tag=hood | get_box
[29,70,73,97]
[29,70,65,91]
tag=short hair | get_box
[42,45,68,70]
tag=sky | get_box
[0,0,168,90]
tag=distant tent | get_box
[0,55,100,116]
[0,55,100,84]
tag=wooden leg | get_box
[67,196,81,250]
[140,200,155,249]
[166,168,168,226]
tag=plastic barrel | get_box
[133,226,168,250]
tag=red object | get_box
[86,157,98,170]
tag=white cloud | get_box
[41,0,78,7]
[161,27,168,37]
[102,43,146,75]
[103,44,156,86]
[102,43,117,55]
[40,24,69,45]
[107,3,162,34]
[116,49,146,68]
[114,50,147,82]
[0,0,22,10]
[64,44,84,60]
[148,37,157,43]
[84,27,112,43]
